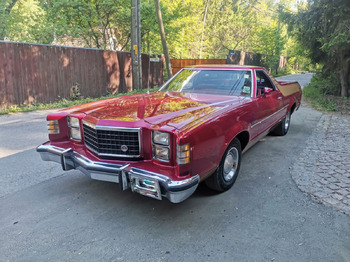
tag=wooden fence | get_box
[0,41,164,110]
[227,50,289,72]
[170,51,289,75]
[170,59,226,75]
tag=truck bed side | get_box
[276,81,301,97]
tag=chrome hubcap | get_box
[285,112,290,130]
[223,147,239,181]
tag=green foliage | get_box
[303,73,340,112]
[203,0,256,58]
[45,0,131,49]
[285,0,350,97]
[0,0,18,38]
[303,85,338,112]
[1,0,51,43]
[1,0,313,74]
[315,98,337,112]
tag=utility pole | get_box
[131,0,142,90]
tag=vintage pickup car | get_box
[37,65,302,203]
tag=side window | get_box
[256,70,275,96]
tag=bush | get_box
[303,71,340,112]
[304,71,340,97]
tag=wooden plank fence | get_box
[170,51,289,75]
[0,41,164,110]
[227,50,289,73]
[170,59,226,75]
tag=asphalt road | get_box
[1,74,349,262]
[276,72,314,88]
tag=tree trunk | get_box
[154,0,172,79]
[199,0,210,59]
[339,51,350,97]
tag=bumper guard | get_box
[37,144,199,203]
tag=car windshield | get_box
[160,69,252,97]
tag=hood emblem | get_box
[121,145,128,152]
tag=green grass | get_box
[298,80,350,114]
[300,70,350,113]
[0,87,159,115]
[303,83,338,112]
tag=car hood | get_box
[67,91,248,130]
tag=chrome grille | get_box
[83,122,141,158]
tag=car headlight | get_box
[68,116,80,128]
[68,116,81,141]
[47,120,60,135]
[152,131,170,162]
[152,145,170,161]
[152,131,170,146]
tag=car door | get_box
[252,70,285,136]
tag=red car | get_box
[37,65,302,203]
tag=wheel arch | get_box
[234,131,250,151]
[290,102,297,114]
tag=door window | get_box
[256,70,275,96]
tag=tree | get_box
[0,0,52,43]
[0,0,19,39]
[46,0,130,49]
[7,0,50,43]
[0,0,311,78]
[202,0,257,58]
[286,0,350,97]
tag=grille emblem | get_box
[121,145,128,152]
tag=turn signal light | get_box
[47,120,60,135]
[177,143,190,165]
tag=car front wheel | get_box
[205,138,242,192]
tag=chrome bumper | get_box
[36,144,199,203]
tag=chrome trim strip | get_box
[82,120,96,129]
[251,105,289,129]
[97,126,141,132]
[82,120,141,132]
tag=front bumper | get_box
[37,144,199,203]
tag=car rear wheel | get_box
[205,138,242,192]
[271,110,291,136]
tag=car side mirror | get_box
[263,87,274,94]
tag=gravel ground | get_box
[291,113,350,215]
[277,73,350,216]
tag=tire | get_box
[271,110,291,136]
[205,138,242,192]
